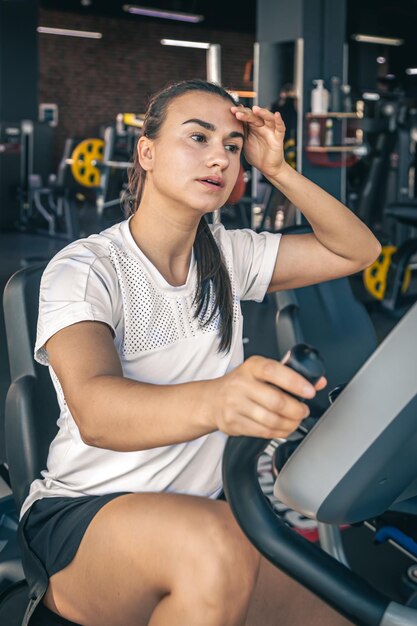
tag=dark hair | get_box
[125,79,239,353]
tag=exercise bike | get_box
[224,305,417,624]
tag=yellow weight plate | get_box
[284,138,296,169]
[363,245,411,300]
[70,138,104,188]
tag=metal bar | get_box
[317,523,350,567]
[206,44,221,85]
[207,43,222,225]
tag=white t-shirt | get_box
[20,218,281,520]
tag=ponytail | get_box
[194,217,233,353]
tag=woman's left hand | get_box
[231,105,287,179]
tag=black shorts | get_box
[17,492,131,626]
[17,490,226,626]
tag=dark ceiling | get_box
[348,0,417,36]
[39,0,417,43]
[39,0,257,34]
[348,0,417,79]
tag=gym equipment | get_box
[361,206,417,314]
[23,173,79,241]
[379,206,417,313]
[0,495,24,592]
[223,301,417,625]
[0,263,66,625]
[350,93,417,313]
[283,136,296,169]
[0,120,82,239]
[280,343,325,387]
[92,125,133,220]
[116,113,144,131]
[350,93,401,231]
[66,118,141,231]
[0,580,29,625]
[363,245,411,300]
[69,138,105,188]
[68,113,143,191]
[68,136,133,190]
[0,120,53,232]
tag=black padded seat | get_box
[1,263,80,625]
[385,203,417,227]
[3,263,60,512]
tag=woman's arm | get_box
[265,162,382,291]
[46,321,323,452]
[231,105,381,291]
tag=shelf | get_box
[305,146,360,152]
[306,112,360,119]
[231,90,256,98]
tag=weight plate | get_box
[70,138,104,188]
[363,245,411,300]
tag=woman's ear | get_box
[137,136,154,171]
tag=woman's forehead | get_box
[165,91,243,132]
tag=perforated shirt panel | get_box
[107,232,242,357]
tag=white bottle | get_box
[311,79,329,114]
[308,120,321,146]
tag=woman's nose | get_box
[206,143,229,169]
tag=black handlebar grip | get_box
[281,343,325,392]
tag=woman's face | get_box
[143,91,244,216]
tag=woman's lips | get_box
[197,177,225,191]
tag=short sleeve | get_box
[35,251,117,366]
[213,226,281,302]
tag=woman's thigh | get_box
[43,493,259,626]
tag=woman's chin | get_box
[196,196,226,214]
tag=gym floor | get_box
[0,226,414,608]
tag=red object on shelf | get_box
[226,164,246,204]
[305,149,358,168]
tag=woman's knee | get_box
[176,502,260,609]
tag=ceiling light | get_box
[37,26,102,39]
[363,92,380,101]
[352,34,404,46]
[123,5,204,23]
[161,39,210,49]
[376,56,386,64]
[406,68,417,75]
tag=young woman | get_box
[18,79,381,626]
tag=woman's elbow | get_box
[76,413,106,448]
[66,397,99,447]
[361,238,382,270]
[76,418,105,448]
[351,237,382,273]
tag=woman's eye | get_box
[191,133,206,143]
[225,144,241,153]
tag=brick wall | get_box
[38,8,255,164]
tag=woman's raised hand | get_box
[211,356,327,440]
[231,105,287,179]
